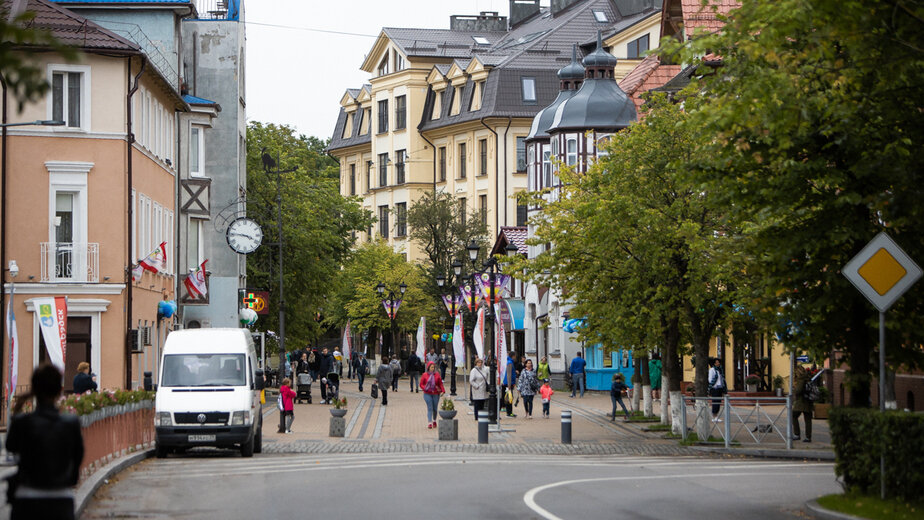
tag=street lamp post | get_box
[376,281,406,359]
[436,259,463,396]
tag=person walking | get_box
[502,352,518,417]
[517,359,540,419]
[356,353,369,391]
[333,348,343,377]
[569,352,587,398]
[376,356,393,406]
[439,348,450,381]
[420,361,445,429]
[318,348,334,404]
[389,357,402,391]
[6,364,84,520]
[407,350,423,392]
[72,362,97,394]
[708,358,727,422]
[537,356,550,382]
[469,358,489,421]
[279,377,296,433]
[792,365,814,442]
[307,348,320,383]
[539,379,554,418]
[649,354,662,401]
[610,373,631,421]
[427,348,439,367]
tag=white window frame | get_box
[46,64,91,131]
[45,162,92,280]
[521,77,537,103]
[190,124,205,177]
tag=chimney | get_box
[509,0,540,28]
[450,11,508,32]
[550,0,583,16]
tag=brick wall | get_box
[830,369,923,411]
[79,407,154,482]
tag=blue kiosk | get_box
[562,319,634,391]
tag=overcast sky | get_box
[244,0,515,140]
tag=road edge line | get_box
[76,447,154,518]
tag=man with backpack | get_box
[708,358,727,422]
[792,364,815,442]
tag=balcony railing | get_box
[41,242,99,283]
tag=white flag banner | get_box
[452,313,465,367]
[342,320,352,361]
[496,304,508,386]
[473,307,485,360]
[416,317,426,360]
[34,297,67,373]
[139,241,167,273]
[184,260,209,298]
[6,288,19,410]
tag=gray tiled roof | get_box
[2,0,140,52]
[327,105,371,153]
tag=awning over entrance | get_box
[498,298,525,331]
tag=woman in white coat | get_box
[469,358,490,421]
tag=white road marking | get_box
[344,399,366,437]
[372,405,386,438]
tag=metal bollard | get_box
[478,411,490,444]
[143,371,153,391]
[561,410,572,444]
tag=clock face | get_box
[226,217,263,254]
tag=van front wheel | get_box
[155,443,169,459]
[254,426,263,454]
[240,434,255,458]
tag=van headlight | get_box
[231,411,250,426]
[155,412,172,426]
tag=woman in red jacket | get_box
[419,361,445,429]
[280,377,296,433]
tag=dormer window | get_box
[627,34,650,59]
[378,56,390,77]
[593,11,608,23]
[473,36,490,45]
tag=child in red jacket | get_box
[280,378,296,433]
[539,378,554,418]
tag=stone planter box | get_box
[438,419,458,441]
[438,410,457,420]
[330,408,348,418]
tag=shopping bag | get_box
[371,383,379,399]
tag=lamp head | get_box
[506,242,519,257]
[376,282,385,294]
[8,260,19,279]
[399,282,407,294]
[436,274,445,287]
[452,259,462,276]
[467,240,480,262]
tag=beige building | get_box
[1,0,187,395]
[328,0,665,264]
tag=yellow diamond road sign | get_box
[843,232,921,312]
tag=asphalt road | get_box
[83,452,838,519]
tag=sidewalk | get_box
[263,376,835,458]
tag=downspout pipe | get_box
[479,118,499,233]
[0,73,7,397]
[126,56,146,388]
[501,117,511,226]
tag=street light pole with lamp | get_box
[1,119,65,398]
[435,259,463,396]
[376,281,406,359]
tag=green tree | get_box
[0,12,77,110]
[325,240,438,358]
[245,122,372,352]
[668,0,924,406]
[510,98,732,429]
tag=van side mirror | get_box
[254,369,265,391]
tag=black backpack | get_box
[803,379,821,402]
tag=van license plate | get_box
[188,434,216,442]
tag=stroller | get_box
[322,372,339,403]
[296,372,312,404]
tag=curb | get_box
[694,446,836,462]
[75,448,153,519]
[805,499,868,520]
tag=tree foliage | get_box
[0,12,77,110]
[667,0,924,405]
[245,122,372,349]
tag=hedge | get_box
[828,407,924,501]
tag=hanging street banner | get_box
[476,273,510,305]
[441,294,462,316]
[452,313,465,366]
[459,284,481,311]
[843,232,922,312]
[6,287,19,415]
[382,299,402,319]
[341,320,352,362]
[416,317,426,360]
[495,303,507,386]
[473,307,485,360]
[34,296,67,372]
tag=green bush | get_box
[829,407,924,501]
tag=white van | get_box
[154,328,264,457]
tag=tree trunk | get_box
[632,354,642,412]
[640,353,652,417]
[661,372,670,425]
[662,314,683,433]
[846,299,873,407]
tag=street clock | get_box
[226,217,263,254]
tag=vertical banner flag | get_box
[377,329,384,357]
[139,241,168,273]
[477,273,511,305]
[441,294,462,316]
[416,317,426,360]
[184,260,209,298]
[382,299,402,319]
[473,307,485,360]
[497,304,508,385]
[6,285,19,414]
[452,313,465,367]
[342,320,352,362]
[34,297,67,372]
[459,285,481,311]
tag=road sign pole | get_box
[880,310,886,500]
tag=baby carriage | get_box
[296,372,312,404]
[322,372,340,403]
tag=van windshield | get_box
[161,354,247,387]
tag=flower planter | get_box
[746,384,757,393]
[814,403,831,419]
[438,410,457,420]
[330,408,348,418]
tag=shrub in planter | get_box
[439,398,455,411]
[744,374,761,386]
[829,407,924,501]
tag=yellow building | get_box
[328,0,665,263]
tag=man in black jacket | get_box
[318,348,334,403]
